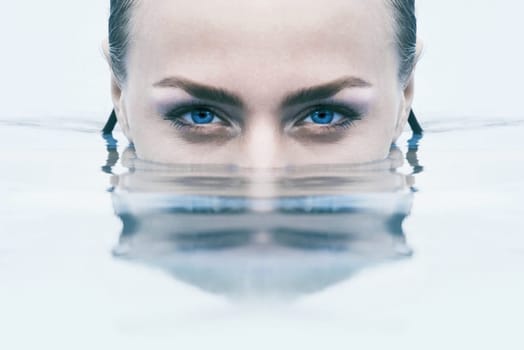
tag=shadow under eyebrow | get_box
[153,75,372,110]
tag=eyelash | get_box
[162,100,362,132]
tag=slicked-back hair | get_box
[390,0,417,85]
[108,0,136,85]
[108,0,417,86]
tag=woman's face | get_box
[109,0,416,167]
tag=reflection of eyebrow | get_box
[154,77,245,108]
[153,76,371,109]
[280,77,371,109]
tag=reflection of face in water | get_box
[103,141,423,298]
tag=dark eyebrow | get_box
[154,77,245,108]
[153,75,371,110]
[280,76,372,109]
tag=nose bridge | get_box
[239,113,284,169]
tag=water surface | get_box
[1,118,523,349]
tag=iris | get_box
[310,110,335,125]
[191,110,216,124]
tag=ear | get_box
[393,38,424,141]
[101,38,133,142]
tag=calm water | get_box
[1,118,523,349]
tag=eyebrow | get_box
[153,76,372,109]
[279,77,371,109]
[154,77,245,108]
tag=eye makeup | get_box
[163,101,230,126]
[287,99,364,128]
[155,96,368,144]
[285,98,368,143]
[158,100,240,143]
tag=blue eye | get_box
[303,110,344,125]
[181,109,220,125]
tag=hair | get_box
[109,0,417,86]
[389,0,417,85]
[108,0,136,85]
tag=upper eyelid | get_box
[302,101,361,117]
[283,101,363,126]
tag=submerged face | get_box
[109,0,416,167]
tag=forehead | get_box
[127,0,397,89]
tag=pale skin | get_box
[103,0,422,167]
